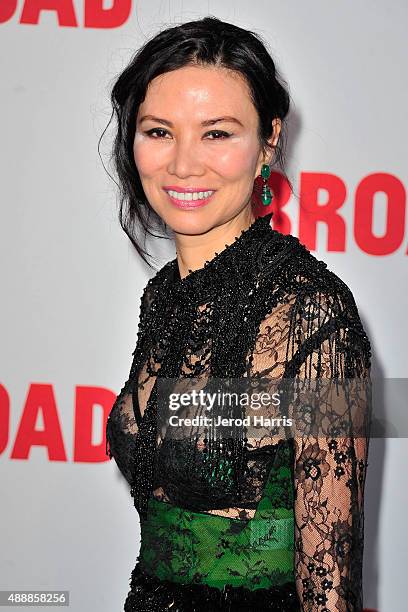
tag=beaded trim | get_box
[123,562,300,612]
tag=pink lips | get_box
[163,187,216,209]
[163,186,215,192]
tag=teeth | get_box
[167,190,214,201]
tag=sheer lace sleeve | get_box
[249,277,372,611]
[288,287,372,611]
[105,358,140,486]
[105,281,156,487]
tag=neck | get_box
[174,207,256,280]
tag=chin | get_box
[164,208,219,236]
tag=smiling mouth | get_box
[164,188,216,201]
[164,188,216,208]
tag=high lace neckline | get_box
[165,212,275,301]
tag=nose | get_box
[167,138,205,178]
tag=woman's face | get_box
[133,64,280,235]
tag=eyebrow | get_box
[138,114,244,128]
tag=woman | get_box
[105,16,372,612]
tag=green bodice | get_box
[138,441,295,591]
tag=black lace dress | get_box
[106,212,372,611]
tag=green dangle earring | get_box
[260,163,273,206]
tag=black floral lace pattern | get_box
[106,212,372,611]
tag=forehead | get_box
[140,65,256,122]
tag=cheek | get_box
[212,140,258,179]
[133,134,163,176]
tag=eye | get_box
[205,130,231,139]
[145,128,170,138]
[144,128,231,140]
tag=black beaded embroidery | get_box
[106,212,372,611]
[123,562,300,611]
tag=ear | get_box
[255,118,282,178]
